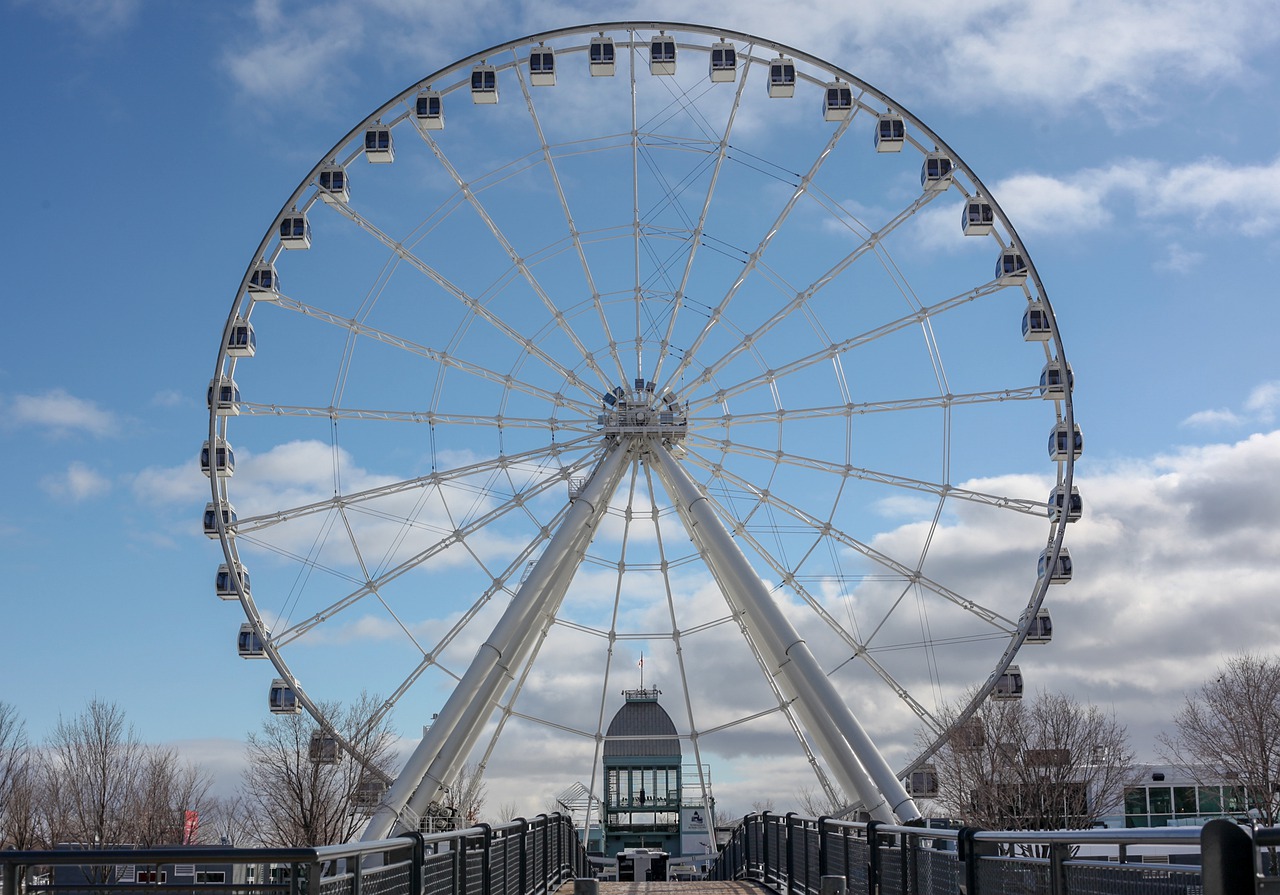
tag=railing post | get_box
[819,816,830,879]
[762,812,773,886]
[786,813,798,895]
[1048,842,1070,895]
[957,828,994,895]
[407,832,425,895]
[1201,818,1255,895]
[477,823,493,895]
[867,820,882,895]
[515,818,528,895]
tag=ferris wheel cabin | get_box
[248,261,280,299]
[201,438,235,478]
[215,562,250,600]
[415,90,444,129]
[768,57,796,97]
[1022,302,1052,341]
[1040,360,1074,399]
[650,34,677,75]
[921,153,953,190]
[709,41,737,81]
[207,377,240,416]
[875,113,905,151]
[1048,422,1084,461]
[317,165,349,203]
[824,81,853,120]
[269,678,301,713]
[364,126,393,163]
[1038,546,1073,584]
[238,623,266,658]
[226,317,256,357]
[996,246,1028,284]
[471,64,498,103]
[1048,485,1083,523]
[590,35,615,76]
[310,731,340,764]
[962,196,995,235]
[993,665,1024,700]
[278,214,310,250]
[202,501,236,539]
[529,44,556,86]
[1025,607,1054,643]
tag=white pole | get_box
[647,438,920,823]
[364,439,634,839]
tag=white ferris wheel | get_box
[204,22,1079,834]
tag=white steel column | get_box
[364,438,634,840]
[647,439,921,824]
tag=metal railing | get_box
[0,813,584,895]
[711,812,1280,895]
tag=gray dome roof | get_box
[603,692,681,758]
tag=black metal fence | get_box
[711,812,1280,895]
[0,813,584,895]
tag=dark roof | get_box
[603,695,681,758]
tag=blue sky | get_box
[3,0,1280,817]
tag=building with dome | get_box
[601,687,714,862]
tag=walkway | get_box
[556,883,771,895]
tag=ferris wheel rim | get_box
[207,21,1076,816]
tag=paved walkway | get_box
[556,883,770,895]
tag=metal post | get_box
[1048,842,1070,895]
[1201,819,1255,895]
[867,821,881,895]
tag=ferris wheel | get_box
[205,22,1078,832]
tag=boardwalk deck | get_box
[555,883,770,895]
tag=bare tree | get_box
[126,747,214,846]
[203,792,260,846]
[1159,652,1280,827]
[447,762,487,828]
[795,785,844,817]
[42,700,146,847]
[928,690,1137,831]
[0,702,45,849]
[239,693,399,846]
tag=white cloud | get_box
[223,3,365,100]
[9,389,115,437]
[215,0,1280,119]
[41,461,112,501]
[131,461,209,506]
[14,0,141,37]
[1243,381,1280,422]
[1182,379,1280,429]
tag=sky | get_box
[3,0,1280,824]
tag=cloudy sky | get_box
[3,0,1280,823]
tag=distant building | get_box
[601,687,715,863]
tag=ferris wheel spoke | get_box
[688,188,946,392]
[685,433,1045,516]
[232,436,595,535]
[659,110,856,393]
[650,59,753,387]
[513,64,629,387]
[693,484,946,733]
[684,387,1043,431]
[269,449,599,646]
[259,292,598,416]
[413,95,614,393]
[684,279,1009,413]
[681,446,1019,633]
[238,401,594,432]
[319,202,602,404]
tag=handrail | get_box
[0,812,585,895]
[713,811,1278,895]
